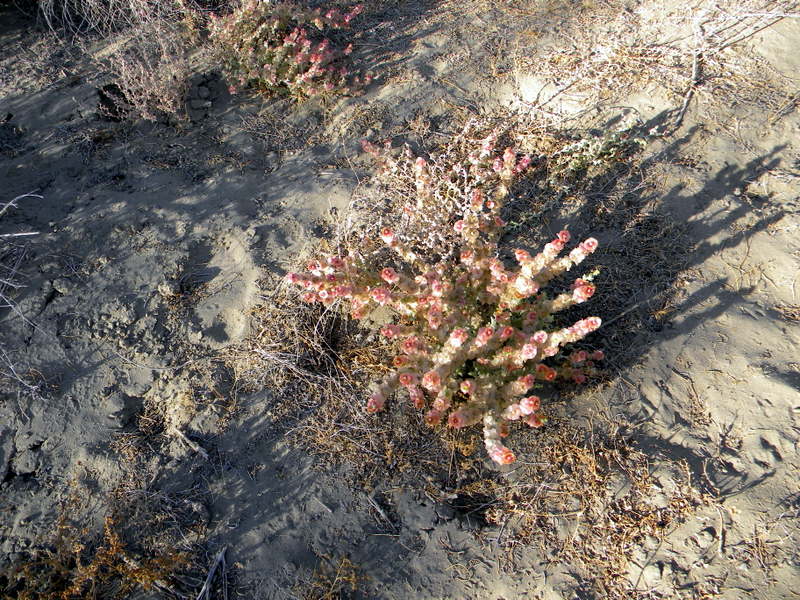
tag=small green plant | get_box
[209,1,371,99]
[287,126,605,465]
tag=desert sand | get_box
[1,1,799,599]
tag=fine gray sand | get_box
[1,2,799,599]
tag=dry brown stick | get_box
[664,48,703,136]
[169,425,209,460]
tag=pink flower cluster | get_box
[287,136,605,465]
[209,2,371,98]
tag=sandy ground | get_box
[1,1,799,599]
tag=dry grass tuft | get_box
[37,0,209,35]
[222,276,451,484]
[775,304,800,322]
[93,20,194,122]
[470,418,707,599]
[0,500,188,599]
[297,554,362,600]
[0,194,47,402]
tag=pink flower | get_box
[514,275,539,296]
[514,249,531,263]
[573,284,595,303]
[430,280,445,297]
[471,188,484,210]
[301,292,318,303]
[580,238,599,253]
[432,394,451,412]
[379,227,395,244]
[459,379,475,395]
[408,386,425,409]
[517,374,535,390]
[585,316,602,331]
[499,326,515,340]
[525,413,546,428]
[327,255,345,270]
[393,355,408,367]
[285,272,303,284]
[422,370,442,391]
[532,331,548,345]
[370,287,391,305]
[380,325,401,338]
[536,364,556,381]
[520,396,541,414]
[402,336,420,354]
[398,372,418,387]
[380,267,400,284]
[366,392,385,413]
[476,327,494,345]
[488,444,515,465]
[520,344,538,360]
[591,350,605,361]
[449,328,469,347]
[558,230,571,243]
[453,220,466,233]
[448,410,470,428]
[460,249,475,264]
[307,260,322,272]
[572,373,587,384]
[334,285,353,297]
[424,409,442,426]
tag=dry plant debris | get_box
[0,503,187,599]
[510,0,800,125]
[472,420,708,599]
[296,554,362,600]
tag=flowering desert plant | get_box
[287,132,605,465]
[208,1,371,98]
